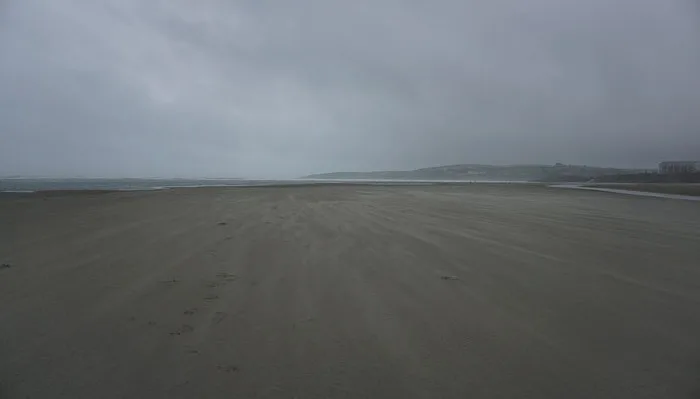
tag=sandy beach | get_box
[1,184,700,398]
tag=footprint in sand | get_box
[169,324,194,336]
[216,272,237,282]
[212,312,227,325]
[205,273,237,288]
[217,365,239,373]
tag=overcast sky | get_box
[1,0,699,178]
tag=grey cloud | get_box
[1,0,699,177]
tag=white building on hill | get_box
[658,161,700,174]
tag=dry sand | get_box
[1,184,700,398]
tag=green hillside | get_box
[304,164,647,182]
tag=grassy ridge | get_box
[305,164,646,182]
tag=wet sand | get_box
[1,184,700,398]
[586,183,700,197]
[553,184,700,201]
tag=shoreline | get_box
[5,180,700,206]
[0,180,542,196]
[551,184,700,201]
[584,183,700,197]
